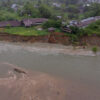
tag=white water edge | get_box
[0,41,98,56]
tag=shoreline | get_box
[0,41,99,56]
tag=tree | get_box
[39,4,52,18]
[20,1,40,18]
[84,3,100,17]
[43,20,62,28]
[67,5,80,19]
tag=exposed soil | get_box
[0,32,100,46]
[0,32,70,45]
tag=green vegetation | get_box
[84,20,100,36]
[4,27,49,36]
[43,20,62,28]
[0,0,100,38]
[92,46,98,53]
[0,0,100,21]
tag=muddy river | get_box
[0,42,100,100]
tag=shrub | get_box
[92,46,98,53]
[6,24,11,29]
[70,26,85,36]
[43,20,62,29]
[69,34,78,43]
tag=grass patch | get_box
[3,27,49,36]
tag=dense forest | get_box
[0,0,100,22]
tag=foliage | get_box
[92,46,98,53]
[0,10,19,21]
[39,4,53,18]
[43,20,62,28]
[84,20,100,36]
[84,3,100,18]
[70,26,85,36]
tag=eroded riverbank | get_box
[0,32,100,46]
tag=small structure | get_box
[48,27,56,32]
[78,17,96,28]
[69,20,78,26]
[37,28,43,31]
[61,26,72,33]
[0,20,21,28]
[95,16,100,20]
[69,16,100,28]
[11,4,19,11]
[52,3,61,8]
[22,18,48,27]
[57,16,62,19]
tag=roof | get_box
[0,20,21,27]
[22,18,48,27]
[48,27,56,31]
[81,17,95,23]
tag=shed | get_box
[0,20,21,28]
[48,27,56,32]
[22,18,48,27]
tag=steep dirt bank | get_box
[0,32,69,44]
[0,32,100,46]
[80,35,100,46]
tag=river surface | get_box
[0,42,100,99]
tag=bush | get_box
[69,26,85,37]
[43,20,62,29]
[84,20,100,36]
[69,34,78,43]
[92,46,98,53]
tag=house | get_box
[95,16,100,20]
[0,20,21,28]
[0,18,48,28]
[52,3,61,8]
[48,27,56,32]
[69,16,100,28]
[78,17,96,28]
[22,18,48,27]
[61,26,72,33]
[11,4,20,12]
[57,16,62,19]
[69,20,78,26]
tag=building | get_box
[11,4,20,12]
[0,20,21,28]
[48,27,56,32]
[69,16,100,28]
[22,18,48,27]
[0,18,48,28]
[69,20,79,26]
[52,3,61,8]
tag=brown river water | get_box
[0,42,100,100]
